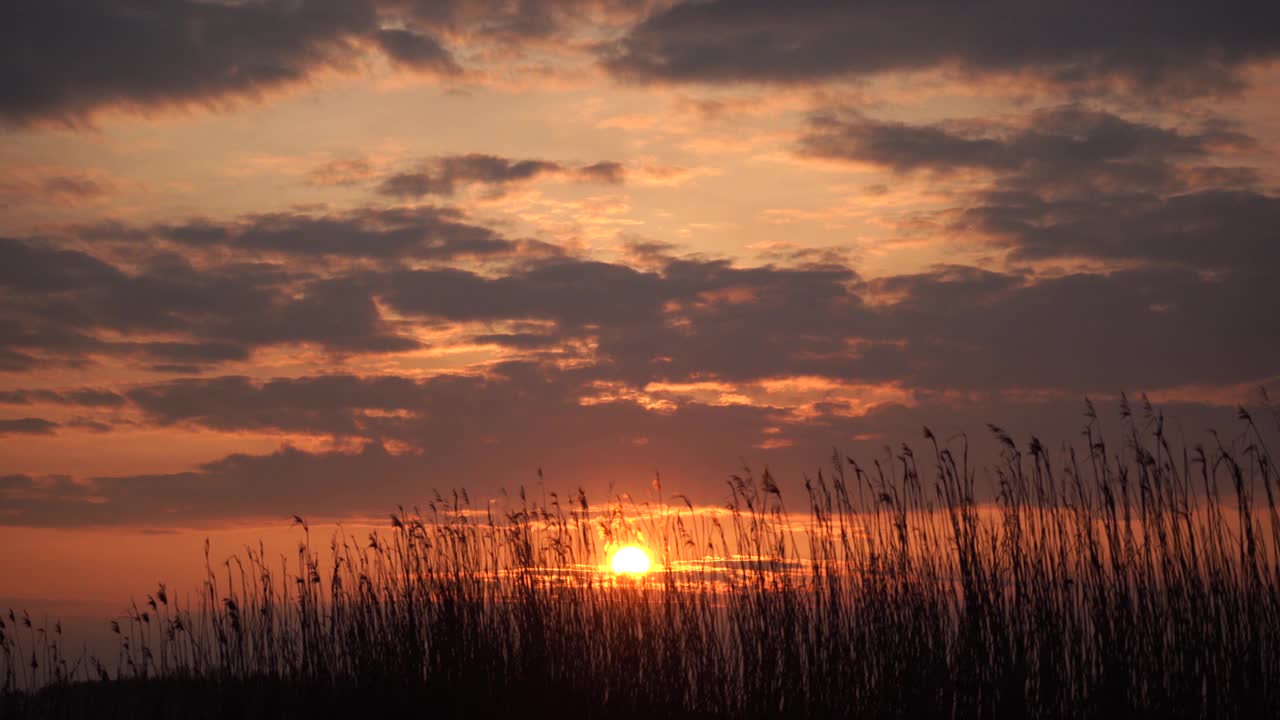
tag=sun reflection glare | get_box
[609,545,652,575]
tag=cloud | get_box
[963,188,1280,271]
[0,0,458,126]
[1,196,1273,455]
[862,264,1278,391]
[372,253,1275,393]
[0,417,59,436]
[373,28,461,73]
[378,259,672,326]
[0,0,673,126]
[1,226,1273,527]
[0,235,420,370]
[385,0,658,42]
[127,374,428,436]
[799,106,1249,189]
[376,154,626,199]
[0,236,125,292]
[603,0,1280,97]
[3,3,1274,535]
[6,0,1275,128]
[130,341,253,368]
[4,230,1268,393]
[0,388,125,407]
[64,418,114,433]
[160,206,517,260]
[575,161,628,184]
[797,106,1276,271]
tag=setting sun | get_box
[609,545,653,575]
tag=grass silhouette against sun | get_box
[3,395,1280,718]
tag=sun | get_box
[609,545,653,575]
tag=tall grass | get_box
[4,398,1280,718]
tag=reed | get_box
[4,397,1279,718]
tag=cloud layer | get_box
[1,1,1277,532]
[606,0,1280,96]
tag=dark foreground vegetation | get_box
[4,397,1280,718]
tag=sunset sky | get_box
[3,1,1279,608]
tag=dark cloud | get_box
[0,0,679,126]
[379,259,671,327]
[3,216,1274,528]
[373,28,461,73]
[372,253,1275,393]
[2,0,367,125]
[0,473,92,501]
[378,155,559,197]
[0,348,37,372]
[1,204,1273,529]
[800,106,1248,190]
[7,0,1275,128]
[131,341,252,366]
[64,388,128,408]
[864,264,1278,390]
[799,107,1277,272]
[168,274,420,354]
[162,206,516,260]
[0,0,472,126]
[633,261,1271,392]
[0,388,125,407]
[586,258,875,383]
[0,236,419,370]
[963,188,1280,271]
[0,237,124,293]
[148,364,207,375]
[64,418,114,433]
[0,417,59,436]
[604,0,1280,97]
[385,0,656,42]
[574,161,627,184]
[0,474,35,491]
[376,154,624,199]
[128,374,427,436]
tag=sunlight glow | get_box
[609,545,653,575]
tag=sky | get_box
[2,0,1279,607]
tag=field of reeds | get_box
[4,396,1280,718]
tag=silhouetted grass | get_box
[4,396,1279,718]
